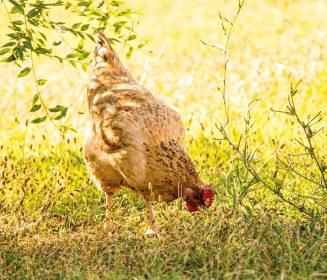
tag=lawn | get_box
[0,0,326,278]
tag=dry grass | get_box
[0,0,327,278]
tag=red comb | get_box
[202,185,214,207]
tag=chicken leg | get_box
[103,192,115,233]
[144,199,158,236]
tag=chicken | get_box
[83,31,214,235]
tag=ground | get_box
[0,0,327,279]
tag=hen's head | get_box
[182,184,214,212]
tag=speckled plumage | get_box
[83,31,205,234]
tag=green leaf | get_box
[49,105,69,120]
[40,33,47,42]
[17,67,31,78]
[54,107,68,120]
[53,40,62,46]
[37,38,46,46]
[70,60,77,69]
[81,24,89,31]
[119,10,133,17]
[7,33,19,39]
[67,53,78,59]
[34,47,52,55]
[65,2,72,9]
[2,42,16,47]
[109,38,121,44]
[111,1,122,6]
[77,39,84,50]
[32,94,39,105]
[86,34,96,42]
[50,105,65,112]
[82,63,88,72]
[12,20,24,25]
[126,46,133,59]
[96,1,104,8]
[27,9,40,18]
[23,39,32,49]
[0,48,10,55]
[77,1,91,7]
[128,35,136,41]
[9,0,24,14]
[72,23,81,29]
[1,54,16,63]
[113,21,127,33]
[37,79,47,86]
[78,51,90,60]
[31,116,47,124]
[9,23,22,32]
[76,31,85,39]
[13,48,24,61]
[30,104,41,112]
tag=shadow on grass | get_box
[1,205,326,279]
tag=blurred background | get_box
[0,0,326,146]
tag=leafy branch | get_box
[202,0,247,208]
[203,0,324,220]
[216,116,317,220]
[272,81,327,192]
[0,0,140,125]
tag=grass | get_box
[1,0,327,278]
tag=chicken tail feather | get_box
[92,30,131,77]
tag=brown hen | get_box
[84,31,213,235]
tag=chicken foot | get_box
[144,199,159,236]
[103,192,116,233]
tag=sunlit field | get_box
[1,0,327,278]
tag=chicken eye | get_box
[194,194,201,201]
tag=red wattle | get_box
[186,202,199,212]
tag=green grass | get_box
[1,0,327,278]
[1,129,326,279]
